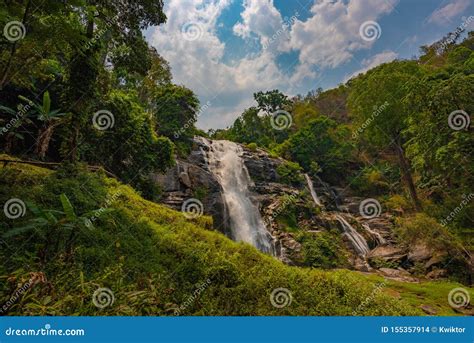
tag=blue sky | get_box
[147,0,474,130]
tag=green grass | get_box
[0,157,471,316]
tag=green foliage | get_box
[297,232,349,269]
[369,257,400,270]
[81,90,175,186]
[276,161,303,185]
[279,116,352,184]
[254,89,291,114]
[153,84,200,154]
[349,164,396,196]
[0,159,431,316]
[245,142,258,152]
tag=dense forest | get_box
[0,1,472,316]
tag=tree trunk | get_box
[394,138,422,211]
[35,123,58,159]
[0,0,32,89]
[68,16,96,162]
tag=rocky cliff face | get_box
[152,137,458,282]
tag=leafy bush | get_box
[297,232,349,269]
[276,161,303,185]
[0,160,423,316]
[245,142,258,152]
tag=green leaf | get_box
[42,91,51,117]
[60,194,76,222]
[2,220,47,238]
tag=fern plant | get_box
[3,194,107,263]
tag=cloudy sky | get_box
[147,0,474,130]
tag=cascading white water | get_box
[335,214,370,257]
[304,174,322,207]
[197,138,274,255]
[362,223,386,246]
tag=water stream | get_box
[197,138,274,255]
[304,173,322,207]
[335,214,370,257]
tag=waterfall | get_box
[304,174,322,207]
[335,214,370,257]
[196,138,274,255]
[362,223,386,246]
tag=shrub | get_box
[276,161,303,185]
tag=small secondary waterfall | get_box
[362,223,386,246]
[335,214,370,257]
[197,138,274,255]
[304,174,322,207]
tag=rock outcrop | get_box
[151,137,460,281]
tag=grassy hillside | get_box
[0,156,471,316]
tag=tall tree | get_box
[348,61,424,211]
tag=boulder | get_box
[379,268,418,282]
[408,243,433,263]
[426,269,447,279]
[368,245,407,262]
